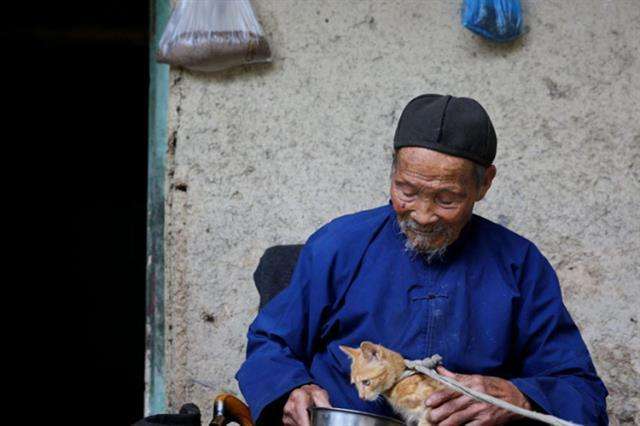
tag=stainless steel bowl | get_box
[309,407,405,426]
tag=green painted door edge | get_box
[146,0,170,416]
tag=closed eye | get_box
[396,187,416,198]
[394,181,417,198]
[436,191,463,207]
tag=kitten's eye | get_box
[361,379,371,386]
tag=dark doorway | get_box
[6,2,149,424]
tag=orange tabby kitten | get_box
[340,342,445,426]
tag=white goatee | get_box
[398,216,454,262]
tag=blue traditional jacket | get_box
[236,204,608,424]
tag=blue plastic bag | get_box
[462,0,523,42]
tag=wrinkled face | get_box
[390,148,494,258]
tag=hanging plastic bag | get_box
[461,0,523,42]
[157,0,272,72]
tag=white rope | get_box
[404,355,581,426]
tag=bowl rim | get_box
[309,406,405,424]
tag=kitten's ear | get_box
[339,345,359,360]
[360,341,381,361]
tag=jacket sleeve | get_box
[510,244,609,425]
[235,241,334,421]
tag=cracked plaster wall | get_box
[162,1,639,423]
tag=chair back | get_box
[253,244,304,309]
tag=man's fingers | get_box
[426,389,461,408]
[282,413,296,426]
[436,365,459,378]
[282,402,299,426]
[310,389,331,408]
[283,389,312,426]
[427,395,474,424]
[282,405,298,426]
[294,401,311,426]
[283,384,333,425]
[438,402,486,426]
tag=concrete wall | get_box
[162,1,639,423]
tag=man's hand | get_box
[282,383,331,426]
[425,366,532,426]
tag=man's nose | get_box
[410,200,439,226]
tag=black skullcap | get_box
[393,94,497,167]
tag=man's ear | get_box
[476,165,496,201]
[360,341,380,361]
[339,345,359,360]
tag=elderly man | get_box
[236,94,608,425]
